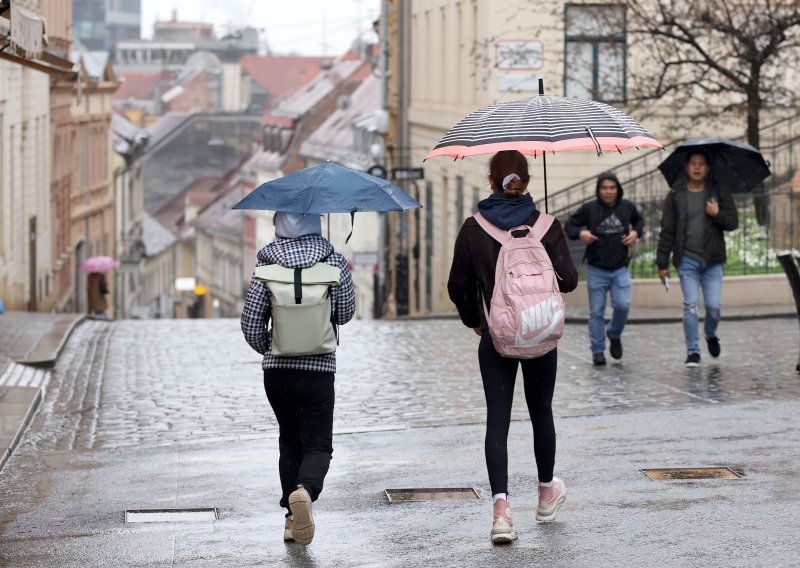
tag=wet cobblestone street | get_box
[28,316,800,452]
[2,316,799,567]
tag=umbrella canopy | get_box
[657,136,771,193]
[80,256,118,273]
[232,162,421,214]
[424,95,662,160]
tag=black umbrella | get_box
[658,136,771,193]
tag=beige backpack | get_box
[254,262,341,356]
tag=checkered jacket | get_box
[241,234,356,373]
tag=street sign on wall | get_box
[392,167,425,181]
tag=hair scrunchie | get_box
[502,173,521,190]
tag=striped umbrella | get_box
[424,85,662,211]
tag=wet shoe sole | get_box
[490,530,518,544]
[288,491,314,544]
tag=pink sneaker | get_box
[536,477,566,522]
[490,498,518,543]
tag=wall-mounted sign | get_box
[496,40,543,70]
[175,277,196,292]
[392,167,425,181]
[367,165,388,179]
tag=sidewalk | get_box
[402,303,797,324]
[0,311,84,472]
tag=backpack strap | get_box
[473,212,511,243]
[474,211,555,243]
[529,213,555,241]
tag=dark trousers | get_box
[478,333,558,494]
[264,368,335,512]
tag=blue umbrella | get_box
[658,136,771,193]
[232,162,421,213]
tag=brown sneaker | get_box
[283,516,294,542]
[288,486,315,544]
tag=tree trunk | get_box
[747,81,769,226]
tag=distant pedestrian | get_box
[565,171,644,366]
[241,211,356,545]
[448,150,578,544]
[656,151,739,367]
[87,272,109,318]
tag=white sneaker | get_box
[288,486,314,544]
[490,498,518,544]
[536,477,566,522]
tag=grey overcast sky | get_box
[141,0,381,56]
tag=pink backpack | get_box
[474,212,565,359]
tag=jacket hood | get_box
[477,192,536,230]
[257,234,334,268]
[595,171,624,204]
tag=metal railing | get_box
[553,113,800,279]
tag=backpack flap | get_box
[254,262,342,357]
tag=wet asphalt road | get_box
[0,317,799,566]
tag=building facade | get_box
[402,0,798,315]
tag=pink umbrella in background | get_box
[79,256,118,273]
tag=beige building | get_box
[69,46,119,314]
[0,1,53,311]
[403,0,798,315]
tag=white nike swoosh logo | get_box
[515,308,564,347]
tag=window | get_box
[564,4,626,102]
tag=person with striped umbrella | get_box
[424,80,662,212]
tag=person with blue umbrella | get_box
[240,210,356,546]
[237,162,419,545]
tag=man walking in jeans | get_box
[566,171,644,366]
[656,151,739,367]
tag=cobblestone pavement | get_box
[24,316,800,452]
[2,317,799,567]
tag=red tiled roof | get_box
[240,55,328,101]
[114,71,161,101]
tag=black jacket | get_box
[656,180,739,269]
[565,172,644,270]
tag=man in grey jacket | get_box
[656,151,739,367]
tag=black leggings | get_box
[478,333,558,494]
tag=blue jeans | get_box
[587,265,631,354]
[677,256,723,354]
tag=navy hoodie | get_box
[564,171,644,270]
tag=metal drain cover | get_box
[385,488,481,502]
[642,467,742,480]
[125,508,219,523]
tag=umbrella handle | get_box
[585,126,603,157]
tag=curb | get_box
[17,314,85,366]
[399,310,797,324]
[0,384,43,474]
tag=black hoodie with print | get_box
[564,171,644,270]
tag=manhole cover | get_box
[641,467,742,480]
[384,488,481,502]
[125,508,219,523]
